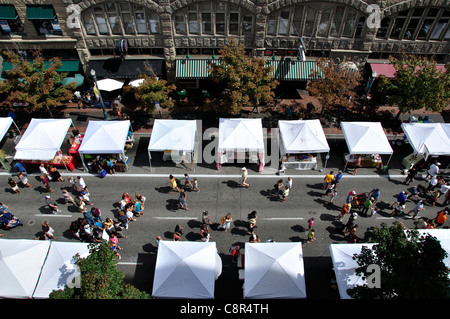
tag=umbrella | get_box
[96,78,124,92]
[129,78,144,87]
[61,73,84,88]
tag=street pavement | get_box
[1,129,449,303]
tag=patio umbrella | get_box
[96,78,124,92]
[129,78,144,87]
[60,73,84,88]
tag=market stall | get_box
[78,120,131,172]
[329,243,375,299]
[243,242,306,299]
[147,119,198,172]
[217,118,265,171]
[14,118,76,171]
[401,123,450,168]
[0,117,20,169]
[278,119,329,171]
[152,241,222,299]
[340,122,393,171]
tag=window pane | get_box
[427,8,439,17]
[174,15,186,34]
[342,10,357,37]
[278,10,289,35]
[403,18,419,39]
[267,14,276,35]
[290,6,303,35]
[122,13,134,34]
[389,17,406,39]
[148,12,160,34]
[94,12,108,34]
[330,6,345,37]
[417,18,434,39]
[376,18,390,38]
[83,12,96,35]
[202,12,212,33]
[134,12,146,34]
[243,14,253,34]
[304,7,316,36]
[188,12,199,34]
[229,12,239,35]
[108,12,122,34]
[216,12,225,34]
[317,9,331,37]
[355,16,365,38]
[430,18,448,39]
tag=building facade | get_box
[0,0,448,83]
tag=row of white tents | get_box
[2,229,448,299]
[1,117,449,171]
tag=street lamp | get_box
[90,69,110,121]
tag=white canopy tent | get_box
[78,120,131,171]
[0,239,50,299]
[0,117,20,169]
[152,241,222,299]
[96,78,125,92]
[244,242,306,299]
[340,121,393,169]
[14,118,73,161]
[33,241,90,299]
[278,119,330,154]
[329,243,375,299]
[0,239,91,299]
[401,123,450,158]
[147,119,198,172]
[217,118,265,171]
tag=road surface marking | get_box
[34,214,73,218]
[264,217,305,220]
[153,217,197,220]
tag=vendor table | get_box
[24,155,77,172]
[402,153,425,169]
[281,155,317,170]
[218,151,259,164]
[344,154,383,169]
[69,135,84,157]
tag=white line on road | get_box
[153,217,197,220]
[34,214,73,218]
[263,217,305,220]
[118,262,144,266]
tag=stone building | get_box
[0,0,448,86]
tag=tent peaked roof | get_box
[152,241,219,299]
[14,118,72,160]
[401,123,450,155]
[148,119,197,152]
[278,119,329,153]
[79,120,130,154]
[244,242,306,299]
[341,122,393,154]
[0,239,50,299]
[218,118,264,152]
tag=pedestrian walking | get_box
[333,170,343,189]
[200,224,211,242]
[41,222,56,240]
[280,185,290,202]
[353,155,361,175]
[62,189,76,205]
[323,171,334,190]
[168,174,180,193]
[184,173,193,190]
[17,172,32,188]
[305,217,315,231]
[391,191,408,207]
[337,203,351,221]
[240,167,249,187]
[192,177,200,192]
[8,177,20,194]
[406,200,424,219]
[218,213,232,232]
[40,175,53,193]
[77,176,88,193]
[202,211,212,226]
[45,195,61,214]
[68,177,78,192]
[425,161,440,181]
[404,164,417,185]
[286,177,293,189]
[368,188,381,205]
[306,229,316,243]
[328,187,338,204]
[173,224,183,241]
[39,163,50,179]
[177,190,189,210]
[361,197,373,217]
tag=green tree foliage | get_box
[377,52,450,116]
[123,73,176,113]
[348,222,450,299]
[0,49,75,115]
[206,38,279,115]
[49,241,150,299]
[307,57,362,116]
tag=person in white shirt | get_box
[426,162,440,181]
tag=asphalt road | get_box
[0,134,448,303]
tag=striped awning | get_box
[175,58,322,81]
[175,59,220,79]
[267,60,322,81]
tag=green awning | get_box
[266,60,322,81]
[175,58,322,81]
[26,5,56,20]
[175,59,220,79]
[0,5,17,20]
[2,60,80,73]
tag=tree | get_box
[0,49,75,116]
[123,72,176,113]
[206,38,279,115]
[49,241,150,299]
[306,58,362,117]
[348,222,450,299]
[377,52,450,119]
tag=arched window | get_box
[376,18,390,38]
[173,1,254,36]
[82,2,160,36]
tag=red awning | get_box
[370,63,446,79]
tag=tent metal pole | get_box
[149,150,153,172]
[80,154,88,172]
